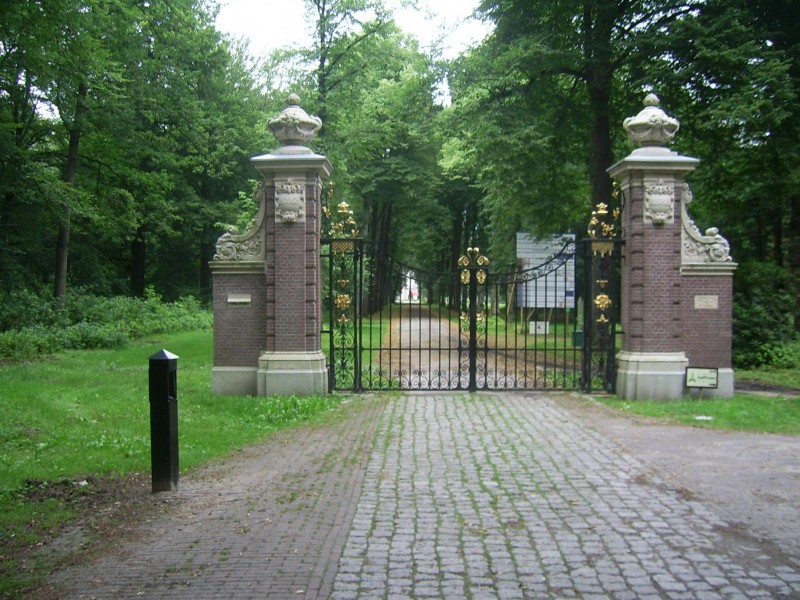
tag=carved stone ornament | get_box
[644,180,674,225]
[680,184,733,264]
[213,182,266,261]
[267,94,322,151]
[274,178,306,223]
[623,94,680,148]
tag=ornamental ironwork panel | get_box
[322,238,362,391]
[581,238,623,393]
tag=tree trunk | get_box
[200,227,213,302]
[448,212,463,308]
[54,215,71,301]
[772,207,784,267]
[583,1,616,209]
[790,194,800,332]
[55,82,88,301]
[131,227,146,297]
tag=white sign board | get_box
[686,368,719,389]
[515,233,576,309]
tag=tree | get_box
[0,0,265,301]
[0,0,81,293]
[452,0,799,357]
[86,0,263,298]
[444,0,704,262]
[305,0,391,130]
[320,27,445,309]
[445,40,590,265]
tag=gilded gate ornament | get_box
[588,185,621,255]
[323,183,362,390]
[584,183,621,392]
[594,294,612,311]
[335,294,351,311]
[458,248,489,283]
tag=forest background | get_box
[1,0,798,369]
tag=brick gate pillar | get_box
[254,95,331,396]
[210,94,330,396]
[608,95,736,400]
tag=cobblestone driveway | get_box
[332,394,799,599]
[44,393,799,599]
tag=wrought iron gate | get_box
[322,237,619,392]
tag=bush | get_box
[733,262,795,369]
[61,323,129,350]
[0,289,210,361]
[0,290,65,331]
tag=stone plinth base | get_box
[616,351,689,401]
[258,351,328,396]
[212,366,259,396]
[686,368,735,399]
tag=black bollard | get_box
[148,349,179,492]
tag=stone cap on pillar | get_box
[267,93,322,155]
[624,93,679,149]
[609,93,699,177]
[251,93,332,178]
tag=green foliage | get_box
[737,338,800,389]
[0,0,264,301]
[732,262,795,368]
[5,0,800,373]
[0,289,211,360]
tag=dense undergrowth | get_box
[0,289,211,361]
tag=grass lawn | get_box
[0,330,345,596]
[593,338,800,435]
[737,366,800,390]
[593,394,800,435]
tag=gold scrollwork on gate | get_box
[458,247,489,284]
[588,185,621,256]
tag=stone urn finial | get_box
[267,93,322,154]
[623,93,680,148]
